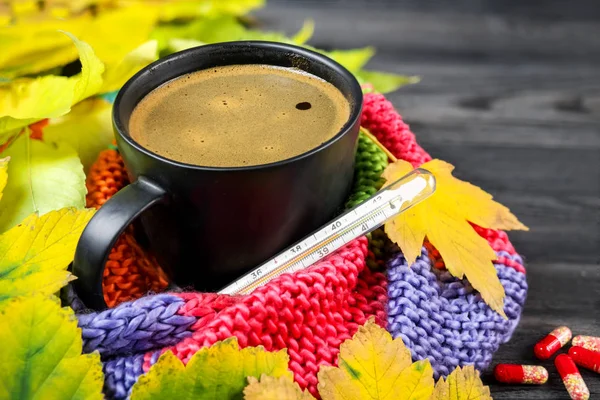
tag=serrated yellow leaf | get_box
[0,134,87,231]
[0,156,8,201]
[317,320,414,400]
[0,208,95,305]
[397,360,435,400]
[429,366,492,400]
[130,338,292,400]
[382,159,528,316]
[0,295,104,399]
[315,322,491,400]
[244,374,316,400]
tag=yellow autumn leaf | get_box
[0,133,87,231]
[44,97,113,171]
[0,208,95,306]
[317,320,434,400]
[79,5,159,67]
[0,157,8,201]
[130,338,292,400]
[0,32,104,135]
[0,17,88,78]
[0,295,104,399]
[0,5,158,79]
[100,40,159,93]
[429,366,492,400]
[244,375,316,400]
[382,159,528,317]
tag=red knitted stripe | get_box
[361,92,432,168]
[361,92,524,272]
[146,237,388,399]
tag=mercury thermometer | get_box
[219,168,436,295]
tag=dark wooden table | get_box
[257,1,600,398]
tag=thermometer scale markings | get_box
[219,169,435,296]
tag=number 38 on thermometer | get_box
[219,168,436,295]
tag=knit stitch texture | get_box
[68,92,527,399]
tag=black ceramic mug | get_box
[73,41,363,310]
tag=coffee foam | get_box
[129,64,350,167]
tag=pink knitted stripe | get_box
[361,92,432,168]
[361,92,524,272]
[143,237,387,398]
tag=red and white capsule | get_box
[493,364,548,384]
[572,335,600,353]
[534,326,572,359]
[569,346,600,374]
[555,354,590,400]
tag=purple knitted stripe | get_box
[386,248,527,377]
[77,294,196,357]
[103,354,145,400]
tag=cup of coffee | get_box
[73,41,363,310]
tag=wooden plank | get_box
[255,4,600,62]
[257,1,600,398]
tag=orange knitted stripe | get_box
[86,149,168,308]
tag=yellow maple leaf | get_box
[430,366,492,400]
[0,208,95,306]
[244,374,316,400]
[317,320,434,400]
[382,159,528,317]
[130,338,291,400]
[242,322,492,400]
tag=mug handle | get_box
[72,176,167,310]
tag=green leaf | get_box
[155,16,313,54]
[0,32,105,135]
[324,47,375,74]
[44,97,114,171]
[153,0,265,21]
[0,208,94,305]
[356,70,420,94]
[100,40,159,93]
[0,295,104,399]
[0,134,87,232]
[130,338,292,400]
[167,38,206,53]
[291,20,315,45]
[151,16,247,50]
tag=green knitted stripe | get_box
[345,132,390,271]
[345,132,388,210]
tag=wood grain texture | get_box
[257,1,600,398]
